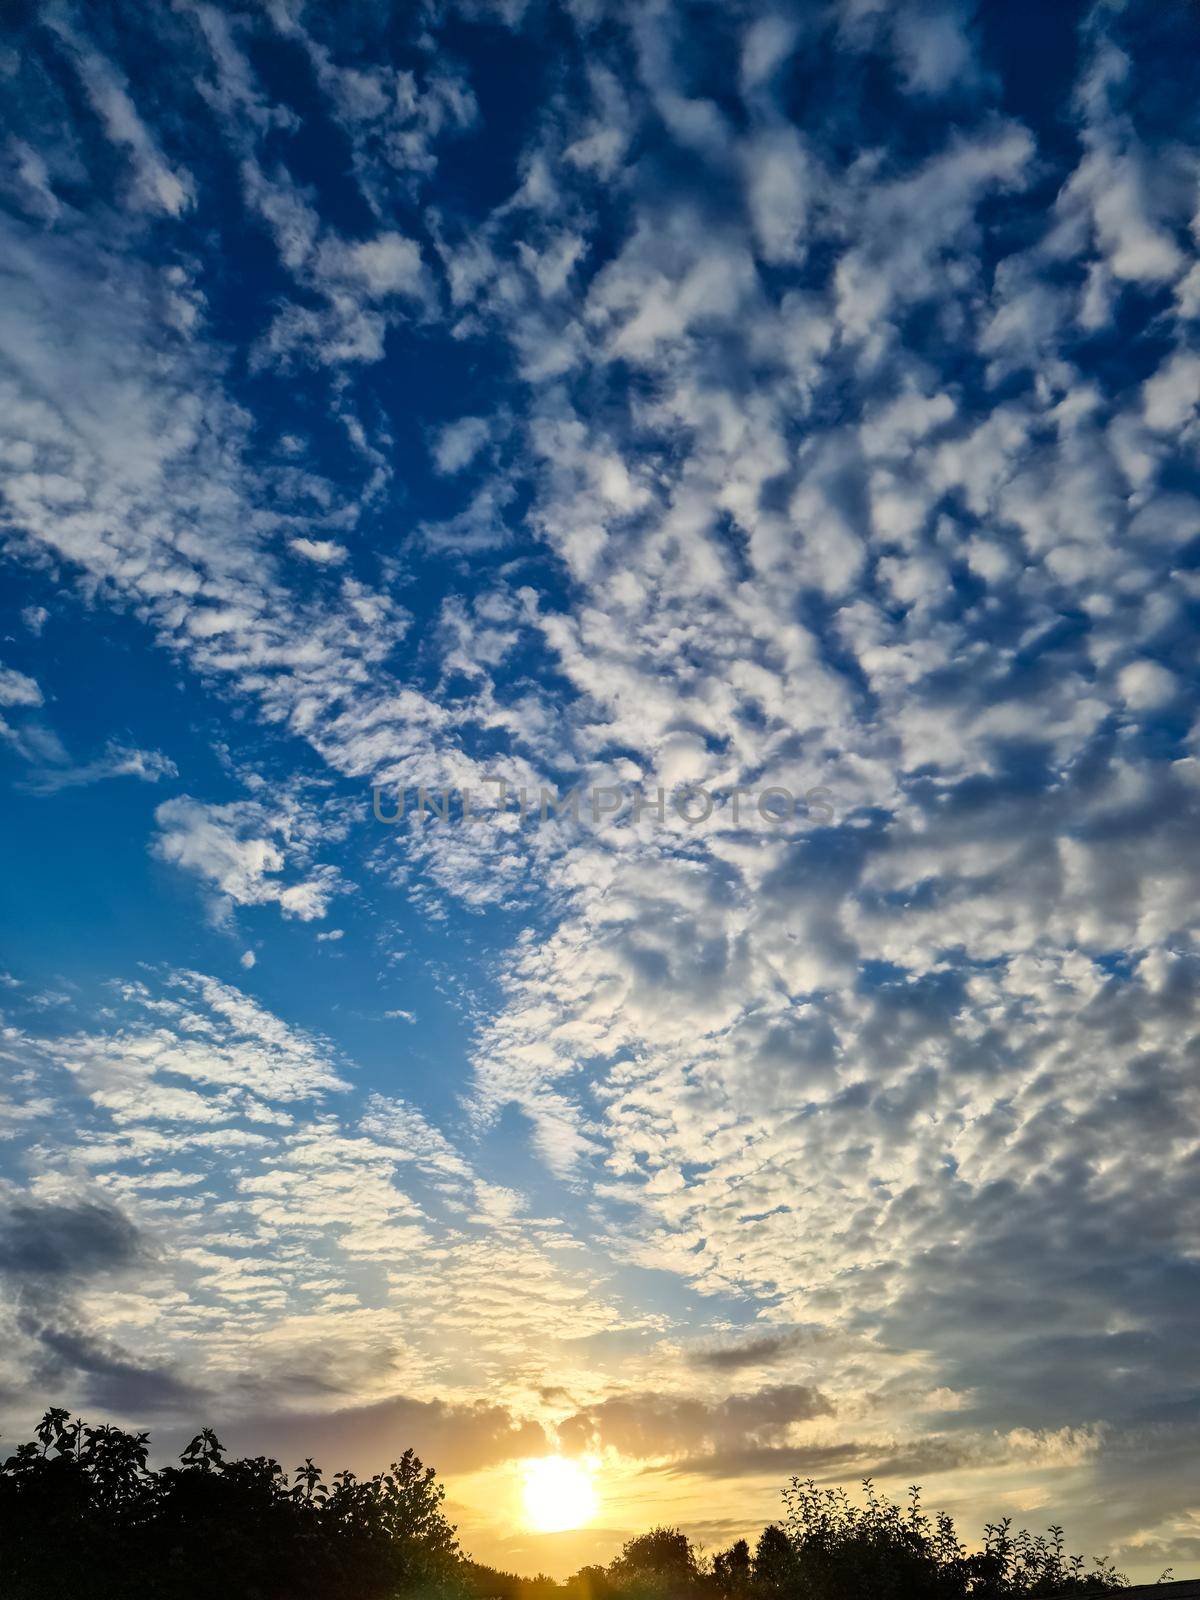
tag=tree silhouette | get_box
[712,1538,751,1599]
[608,1527,707,1600]
[778,1478,1129,1599]
[0,1408,1155,1599]
[752,1525,798,1598]
[0,1409,463,1600]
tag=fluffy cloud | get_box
[0,974,626,1447]
[0,665,42,708]
[152,796,348,923]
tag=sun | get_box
[520,1456,598,1533]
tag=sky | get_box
[1,0,1199,1583]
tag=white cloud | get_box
[740,14,798,95]
[238,159,433,365]
[46,15,194,217]
[1055,39,1189,298]
[0,976,626,1444]
[742,128,812,265]
[24,740,177,794]
[5,140,61,222]
[431,415,492,474]
[152,796,348,924]
[0,664,42,707]
[890,4,978,96]
[315,232,427,301]
[1117,659,1177,711]
[1142,351,1200,432]
[290,537,348,564]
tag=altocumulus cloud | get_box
[0,0,1198,1583]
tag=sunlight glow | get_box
[520,1456,598,1534]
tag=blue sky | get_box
[2,0,1200,1581]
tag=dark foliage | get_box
[774,1479,1131,1598]
[0,1408,462,1600]
[0,1409,1162,1599]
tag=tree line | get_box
[0,1408,1166,1598]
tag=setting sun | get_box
[520,1457,598,1534]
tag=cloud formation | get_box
[1,0,1199,1583]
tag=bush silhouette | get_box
[777,1478,1129,1598]
[0,1408,1154,1598]
[609,1527,707,1598]
[0,1408,462,1599]
[711,1537,751,1598]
